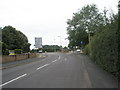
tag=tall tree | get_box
[67,4,106,49]
[2,26,31,53]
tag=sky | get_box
[0,0,118,49]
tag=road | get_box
[1,52,118,88]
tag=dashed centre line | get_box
[1,56,61,87]
[52,59,57,63]
[36,64,49,70]
[36,57,60,70]
[0,74,27,87]
[37,58,59,70]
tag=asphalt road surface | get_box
[1,52,118,88]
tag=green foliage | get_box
[84,44,90,55]
[2,26,31,53]
[88,14,118,75]
[3,49,9,55]
[30,45,61,53]
[30,49,35,53]
[0,41,9,55]
[67,4,118,76]
[42,45,61,52]
[118,7,120,78]
[67,4,105,49]
[14,49,23,54]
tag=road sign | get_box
[35,37,42,48]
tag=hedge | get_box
[14,49,23,54]
[84,17,118,76]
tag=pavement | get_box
[1,52,118,88]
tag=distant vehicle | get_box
[38,50,42,53]
[76,49,81,52]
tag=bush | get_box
[88,20,118,75]
[3,49,9,55]
[42,48,54,52]
[84,44,90,55]
[1,42,9,55]
[14,49,23,54]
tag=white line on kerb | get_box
[0,74,27,87]
[36,64,49,70]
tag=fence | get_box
[1,53,38,63]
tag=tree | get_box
[88,14,118,75]
[14,49,23,54]
[42,45,61,52]
[2,26,31,53]
[67,4,108,49]
[0,41,9,55]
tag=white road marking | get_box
[52,59,57,63]
[0,74,27,87]
[36,64,49,70]
[37,58,59,70]
[37,56,61,70]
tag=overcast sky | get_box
[0,0,118,49]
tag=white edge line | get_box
[0,74,27,87]
[36,64,49,70]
